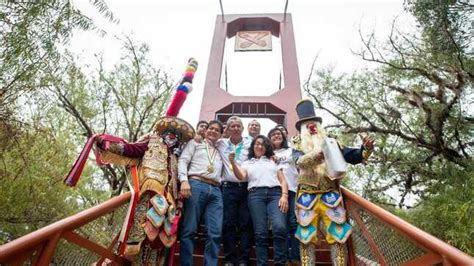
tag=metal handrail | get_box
[0,192,131,264]
[1,187,472,265]
[341,187,474,265]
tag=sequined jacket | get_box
[292,135,370,192]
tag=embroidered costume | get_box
[292,99,373,266]
[64,58,198,265]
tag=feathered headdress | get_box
[154,58,197,142]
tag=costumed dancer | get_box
[292,99,374,266]
[64,58,199,265]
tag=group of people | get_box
[177,99,374,266]
[178,117,298,266]
[65,58,374,266]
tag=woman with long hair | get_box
[229,135,289,266]
[268,127,301,265]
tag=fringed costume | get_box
[292,99,373,266]
[65,58,199,265]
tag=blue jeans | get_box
[287,191,300,262]
[248,187,288,266]
[180,179,223,266]
[222,181,253,265]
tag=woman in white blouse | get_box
[229,135,289,266]
[268,127,301,265]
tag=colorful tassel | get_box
[176,84,189,94]
[181,76,193,84]
[184,71,194,79]
[166,90,188,116]
[118,166,140,255]
[64,134,98,187]
[164,58,198,117]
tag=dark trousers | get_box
[221,181,253,265]
[287,191,300,262]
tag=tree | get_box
[407,163,474,254]
[304,0,473,253]
[0,0,120,243]
[51,35,174,196]
[305,0,473,207]
[1,35,174,244]
[0,109,106,243]
[406,0,472,65]
[0,0,116,126]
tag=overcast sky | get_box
[70,0,413,135]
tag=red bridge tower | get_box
[199,13,302,136]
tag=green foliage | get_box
[89,0,119,24]
[51,36,174,141]
[306,0,473,205]
[0,2,174,245]
[305,0,473,253]
[0,119,106,244]
[405,0,472,59]
[90,36,175,140]
[0,0,115,124]
[46,36,175,196]
[402,162,474,255]
[0,1,84,121]
[0,33,174,242]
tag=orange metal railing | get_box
[0,192,131,265]
[1,188,473,265]
[342,187,474,265]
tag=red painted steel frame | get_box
[2,188,473,265]
[341,187,474,265]
[0,192,131,265]
[347,204,387,265]
[199,14,303,137]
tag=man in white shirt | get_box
[247,119,261,139]
[217,116,253,266]
[196,120,209,138]
[178,120,224,266]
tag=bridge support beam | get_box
[199,14,303,136]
